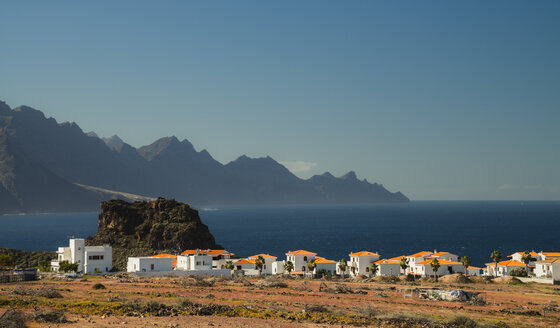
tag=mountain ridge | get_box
[0,100,409,213]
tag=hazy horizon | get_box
[1,1,558,201]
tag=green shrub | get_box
[92,283,106,290]
[58,261,79,273]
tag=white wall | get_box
[272,261,285,275]
[286,254,315,274]
[378,264,400,276]
[315,262,337,275]
[552,263,560,282]
[420,264,465,277]
[69,239,85,272]
[127,257,173,273]
[84,246,112,273]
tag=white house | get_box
[405,251,433,274]
[424,251,459,262]
[176,253,212,271]
[374,258,401,276]
[508,251,541,267]
[313,257,337,276]
[285,250,317,275]
[467,266,482,276]
[534,258,560,278]
[414,259,465,277]
[348,251,380,277]
[272,261,286,275]
[181,249,235,269]
[485,260,526,277]
[127,257,173,273]
[51,238,112,273]
[539,252,560,260]
[233,258,273,275]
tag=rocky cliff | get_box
[86,198,221,270]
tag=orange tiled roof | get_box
[349,251,379,257]
[485,260,525,267]
[181,249,234,257]
[375,259,400,265]
[467,266,481,269]
[389,256,407,261]
[542,252,560,257]
[314,256,336,264]
[408,251,432,258]
[508,251,539,257]
[425,252,449,258]
[248,254,277,260]
[152,254,177,258]
[417,259,462,265]
[234,258,273,265]
[285,250,317,256]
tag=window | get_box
[88,255,104,260]
[302,266,306,271]
[366,267,369,272]
[150,264,154,271]
[304,256,307,261]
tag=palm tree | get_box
[399,257,409,275]
[307,259,316,278]
[338,259,348,278]
[254,255,265,276]
[369,262,379,277]
[521,251,532,276]
[284,260,294,275]
[460,256,471,276]
[490,250,502,277]
[430,258,440,281]
[224,260,234,270]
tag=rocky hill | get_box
[86,198,221,270]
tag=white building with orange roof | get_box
[414,259,465,277]
[424,251,459,262]
[485,259,526,277]
[285,250,317,275]
[233,258,274,275]
[181,249,235,269]
[348,251,380,277]
[176,251,212,271]
[127,256,173,273]
[508,251,541,265]
[152,254,177,269]
[405,251,433,274]
[313,257,337,276]
[374,258,401,276]
[539,252,560,260]
[534,258,560,279]
[467,266,482,276]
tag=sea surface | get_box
[1,201,559,267]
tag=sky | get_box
[1,1,559,201]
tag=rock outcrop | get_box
[86,198,221,270]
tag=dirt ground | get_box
[1,274,559,327]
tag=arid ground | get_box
[1,274,559,327]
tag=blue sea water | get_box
[1,201,559,267]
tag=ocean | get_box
[1,201,559,267]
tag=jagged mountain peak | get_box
[340,171,358,180]
[102,135,125,150]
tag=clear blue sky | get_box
[1,1,559,200]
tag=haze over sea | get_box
[1,201,559,267]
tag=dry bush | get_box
[0,309,27,328]
[32,310,67,323]
[447,315,478,328]
[255,280,287,288]
[91,283,106,290]
[439,273,471,284]
[11,286,61,299]
[304,304,330,313]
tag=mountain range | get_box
[0,100,408,214]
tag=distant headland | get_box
[0,100,408,214]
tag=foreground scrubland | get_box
[0,273,559,327]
